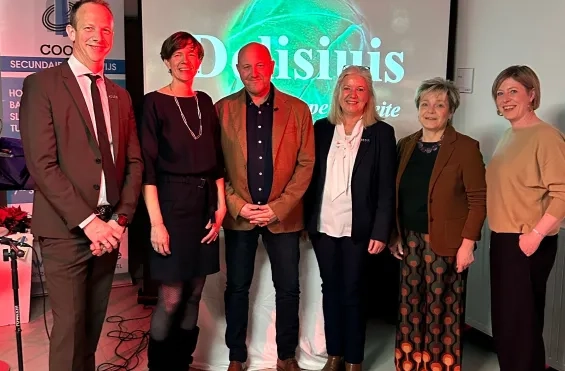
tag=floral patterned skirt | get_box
[394,230,467,371]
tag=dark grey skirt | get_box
[149,175,219,283]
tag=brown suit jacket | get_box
[19,61,143,238]
[395,126,486,256]
[215,87,315,233]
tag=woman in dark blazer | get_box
[304,65,397,371]
[391,77,486,371]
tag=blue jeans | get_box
[224,227,300,362]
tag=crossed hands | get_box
[240,203,278,226]
[83,217,125,256]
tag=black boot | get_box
[147,335,169,371]
[173,326,200,370]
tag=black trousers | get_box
[490,232,558,371]
[311,233,367,364]
[224,228,300,362]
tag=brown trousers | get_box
[39,235,119,371]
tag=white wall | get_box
[453,0,565,159]
[455,2,565,368]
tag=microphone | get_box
[0,227,31,258]
[0,237,31,248]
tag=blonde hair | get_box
[491,65,541,110]
[328,66,381,127]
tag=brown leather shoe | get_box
[322,356,343,371]
[344,362,361,371]
[277,357,300,371]
[227,361,245,371]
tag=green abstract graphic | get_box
[219,0,372,120]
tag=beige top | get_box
[486,121,565,235]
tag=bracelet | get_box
[532,228,545,238]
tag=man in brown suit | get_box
[18,1,143,370]
[216,42,315,371]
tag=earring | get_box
[168,68,172,74]
[497,109,503,116]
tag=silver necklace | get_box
[170,84,202,140]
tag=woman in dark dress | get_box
[139,32,226,371]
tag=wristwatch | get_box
[111,214,128,227]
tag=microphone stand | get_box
[2,237,26,371]
[0,133,36,370]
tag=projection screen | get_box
[142,0,453,139]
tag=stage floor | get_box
[0,284,503,371]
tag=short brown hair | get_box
[160,32,204,61]
[415,77,460,113]
[414,77,460,125]
[491,65,541,110]
[69,0,112,29]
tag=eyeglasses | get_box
[342,65,370,70]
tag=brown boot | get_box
[227,361,245,371]
[322,356,343,371]
[277,357,300,371]
[344,362,361,371]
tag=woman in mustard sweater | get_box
[487,65,565,371]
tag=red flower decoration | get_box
[0,206,31,234]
